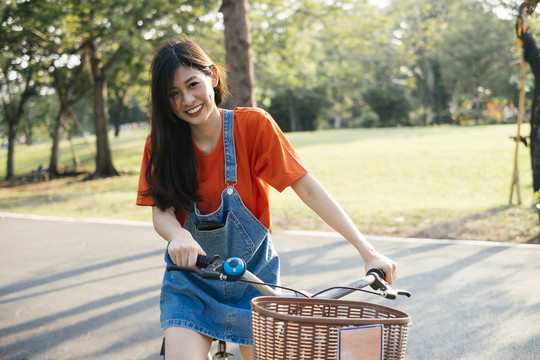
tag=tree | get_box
[48,60,90,177]
[83,37,123,177]
[24,0,93,176]
[1,69,36,181]
[250,0,397,130]
[437,0,514,124]
[384,0,454,125]
[56,0,217,178]
[1,0,221,179]
[220,0,256,108]
[250,1,347,130]
[0,2,42,180]
[108,40,151,137]
[315,1,401,128]
[363,84,411,127]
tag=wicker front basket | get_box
[251,296,411,360]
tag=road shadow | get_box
[0,249,163,299]
[0,246,164,360]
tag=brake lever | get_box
[381,288,412,299]
[397,289,412,297]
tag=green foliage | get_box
[362,84,411,127]
[251,0,396,130]
[437,1,515,98]
[267,87,328,131]
[355,110,380,128]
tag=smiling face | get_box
[168,65,220,127]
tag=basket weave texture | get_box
[251,296,411,360]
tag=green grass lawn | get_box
[0,123,535,240]
[273,125,532,224]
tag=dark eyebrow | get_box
[169,75,200,90]
[184,75,199,85]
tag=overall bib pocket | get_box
[194,211,255,261]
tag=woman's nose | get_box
[182,91,195,105]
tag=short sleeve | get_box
[251,111,308,192]
[136,134,154,206]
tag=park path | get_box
[0,213,539,359]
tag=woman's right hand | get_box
[152,206,205,267]
[167,229,206,267]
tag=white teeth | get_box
[187,105,202,114]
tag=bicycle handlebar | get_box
[167,255,411,300]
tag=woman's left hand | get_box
[364,252,397,285]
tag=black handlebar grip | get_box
[367,268,387,290]
[196,254,213,268]
[367,268,386,280]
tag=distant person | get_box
[136,38,397,360]
[30,164,49,181]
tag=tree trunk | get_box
[93,76,118,177]
[87,38,119,178]
[221,0,256,108]
[517,4,540,221]
[415,7,434,126]
[530,90,540,193]
[519,9,540,194]
[3,71,33,181]
[114,89,126,138]
[64,120,80,172]
[288,89,299,132]
[49,109,66,178]
[6,121,16,181]
[49,67,88,178]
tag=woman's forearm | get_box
[152,206,189,243]
[290,173,397,283]
[290,173,377,260]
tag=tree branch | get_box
[103,42,128,80]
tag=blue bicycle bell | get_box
[223,257,246,278]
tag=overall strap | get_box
[223,109,237,185]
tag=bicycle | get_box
[164,254,411,360]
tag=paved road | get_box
[1,213,539,359]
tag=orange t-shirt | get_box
[136,107,308,229]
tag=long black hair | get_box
[144,38,227,213]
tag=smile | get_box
[187,105,202,114]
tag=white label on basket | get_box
[338,325,383,360]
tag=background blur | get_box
[1,0,537,241]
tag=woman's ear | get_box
[210,65,219,88]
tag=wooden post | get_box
[510,52,525,205]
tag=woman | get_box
[137,38,397,360]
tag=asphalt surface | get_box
[1,213,539,359]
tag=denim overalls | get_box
[160,109,280,346]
